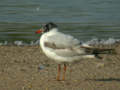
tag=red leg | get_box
[62,64,67,80]
[56,64,61,81]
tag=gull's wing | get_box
[44,42,87,57]
[45,32,81,48]
[44,32,89,57]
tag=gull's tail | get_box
[81,46,116,59]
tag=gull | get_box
[36,22,115,81]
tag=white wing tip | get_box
[83,55,95,58]
[82,43,91,47]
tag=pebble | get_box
[96,63,105,68]
[38,65,45,70]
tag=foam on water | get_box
[0,40,39,46]
[85,38,120,45]
[0,38,119,46]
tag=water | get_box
[0,0,120,45]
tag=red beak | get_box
[35,29,43,34]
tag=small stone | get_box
[96,62,105,68]
[38,65,44,70]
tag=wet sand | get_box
[0,44,120,90]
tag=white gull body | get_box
[40,28,95,63]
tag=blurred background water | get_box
[0,0,120,45]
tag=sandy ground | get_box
[0,44,120,90]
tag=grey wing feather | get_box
[46,32,80,48]
[44,42,87,57]
[54,49,81,57]
[44,32,95,57]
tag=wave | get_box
[0,38,119,46]
[0,40,39,46]
[85,38,120,45]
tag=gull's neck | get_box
[45,28,59,36]
[42,28,58,37]
[49,28,58,32]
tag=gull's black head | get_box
[42,22,58,32]
[36,22,58,34]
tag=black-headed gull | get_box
[36,22,115,81]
